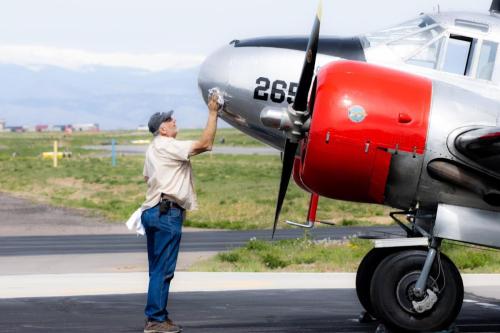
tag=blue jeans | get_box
[141,204,184,322]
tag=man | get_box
[141,93,220,333]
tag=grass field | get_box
[191,237,500,273]
[4,130,500,273]
[0,130,391,230]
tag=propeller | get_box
[293,2,322,113]
[272,139,298,238]
[271,1,323,238]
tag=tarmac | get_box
[3,286,500,332]
[3,192,500,332]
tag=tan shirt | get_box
[142,136,197,211]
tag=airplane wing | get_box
[455,127,500,173]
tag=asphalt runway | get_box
[0,226,403,257]
[2,289,500,333]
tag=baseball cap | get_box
[148,111,174,134]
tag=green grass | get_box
[191,237,500,273]
[191,236,373,272]
[0,130,391,229]
[442,241,500,273]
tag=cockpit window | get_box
[365,15,446,69]
[387,26,444,62]
[365,14,498,81]
[365,15,441,47]
[477,41,498,80]
[406,36,445,69]
[442,35,475,76]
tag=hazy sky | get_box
[0,0,494,70]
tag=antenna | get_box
[491,0,500,14]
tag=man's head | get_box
[148,111,177,138]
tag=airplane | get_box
[198,1,500,332]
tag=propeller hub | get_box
[260,107,293,131]
[260,106,309,143]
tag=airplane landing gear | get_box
[367,249,463,332]
[356,247,398,320]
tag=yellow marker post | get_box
[53,141,58,168]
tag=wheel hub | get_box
[396,271,439,314]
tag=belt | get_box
[160,196,183,210]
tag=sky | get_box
[0,0,494,71]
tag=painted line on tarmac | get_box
[1,273,500,299]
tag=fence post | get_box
[53,141,58,168]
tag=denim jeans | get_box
[141,204,184,322]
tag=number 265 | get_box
[253,77,298,104]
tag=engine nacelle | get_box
[300,61,432,204]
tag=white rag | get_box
[125,207,145,236]
[208,87,225,112]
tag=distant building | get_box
[52,125,72,132]
[0,119,5,131]
[22,125,36,132]
[6,126,24,133]
[137,125,149,131]
[35,125,49,132]
[73,123,100,132]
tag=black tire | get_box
[356,248,397,317]
[370,249,463,332]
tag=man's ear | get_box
[158,124,166,135]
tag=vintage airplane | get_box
[198,1,500,332]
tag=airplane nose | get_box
[198,45,233,103]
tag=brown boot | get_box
[144,319,182,333]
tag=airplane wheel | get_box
[370,249,463,332]
[356,248,397,317]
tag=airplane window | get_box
[477,41,498,80]
[365,15,438,48]
[386,26,445,61]
[406,36,445,69]
[442,35,475,76]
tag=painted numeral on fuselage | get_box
[253,77,298,104]
[253,77,270,101]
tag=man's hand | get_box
[208,93,220,114]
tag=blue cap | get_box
[148,111,174,134]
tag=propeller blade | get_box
[292,1,323,112]
[272,139,299,238]
[308,77,318,117]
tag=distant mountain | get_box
[0,64,212,129]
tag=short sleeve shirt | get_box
[142,136,197,211]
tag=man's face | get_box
[158,117,178,138]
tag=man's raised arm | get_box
[190,93,220,156]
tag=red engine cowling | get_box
[299,61,432,204]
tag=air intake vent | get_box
[491,0,500,14]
